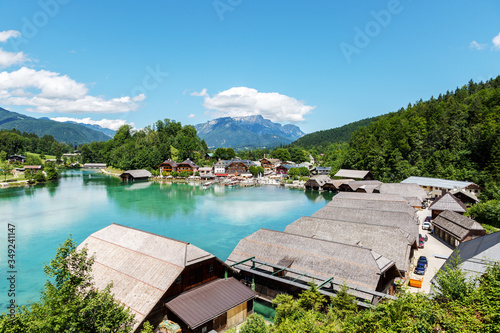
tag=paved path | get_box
[407,207,453,294]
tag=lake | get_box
[0,170,333,308]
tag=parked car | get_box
[418,239,424,248]
[425,216,432,222]
[414,263,427,275]
[417,256,428,268]
[422,222,432,230]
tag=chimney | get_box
[441,189,446,196]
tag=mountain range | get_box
[195,115,305,149]
[0,107,111,145]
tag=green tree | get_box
[0,150,6,161]
[298,283,326,311]
[1,164,13,181]
[467,200,500,229]
[34,170,46,182]
[248,165,259,177]
[329,284,357,319]
[239,314,268,333]
[44,162,59,181]
[271,148,291,162]
[432,251,475,302]
[213,148,236,161]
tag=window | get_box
[175,274,182,284]
[201,327,207,333]
[208,264,214,273]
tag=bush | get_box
[239,314,268,333]
[467,200,500,228]
[34,170,46,182]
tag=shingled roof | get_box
[432,210,485,240]
[313,206,418,242]
[77,224,214,330]
[326,193,417,218]
[429,192,467,213]
[334,169,373,180]
[375,183,427,201]
[226,229,396,302]
[121,169,152,179]
[401,176,475,190]
[285,216,413,272]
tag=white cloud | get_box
[190,88,208,97]
[493,32,500,50]
[0,30,20,43]
[470,40,486,50]
[188,113,195,118]
[0,67,145,113]
[50,117,135,131]
[193,87,315,123]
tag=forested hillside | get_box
[320,77,500,185]
[291,116,377,148]
[81,119,209,171]
[0,128,73,157]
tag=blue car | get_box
[414,263,426,275]
[417,256,428,268]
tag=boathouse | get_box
[77,224,255,332]
[226,229,400,306]
[338,180,382,193]
[285,216,414,274]
[304,175,331,190]
[82,163,107,169]
[432,210,486,247]
[428,192,467,219]
[334,169,374,180]
[374,183,427,208]
[120,169,152,181]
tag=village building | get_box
[304,175,331,190]
[401,176,482,197]
[158,160,178,174]
[22,165,42,172]
[320,179,354,192]
[259,158,280,171]
[8,155,26,164]
[310,167,331,176]
[450,188,479,206]
[276,164,297,175]
[374,183,428,208]
[431,210,486,247]
[285,216,414,275]
[327,192,418,217]
[77,224,255,332]
[431,232,500,287]
[176,159,199,173]
[428,192,467,219]
[120,169,152,181]
[82,163,106,169]
[226,160,254,175]
[213,159,231,176]
[197,167,214,179]
[226,229,400,306]
[334,169,374,180]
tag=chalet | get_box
[428,192,467,219]
[23,165,42,171]
[450,188,479,206]
[304,175,331,190]
[82,163,106,169]
[259,158,280,171]
[310,167,331,176]
[8,155,26,164]
[432,210,486,247]
[334,169,373,180]
[176,159,199,173]
[285,216,414,274]
[431,232,500,287]
[77,224,255,333]
[374,183,427,208]
[213,159,231,176]
[226,160,254,175]
[226,229,400,306]
[120,169,152,181]
[401,176,482,197]
[276,164,297,175]
[158,160,178,174]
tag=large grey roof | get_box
[334,169,372,179]
[435,232,500,281]
[333,192,408,202]
[226,229,395,302]
[77,224,214,330]
[432,210,484,240]
[285,216,412,272]
[313,205,418,241]
[429,192,467,213]
[401,176,475,190]
[375,183,427,201]
[121,169,152,179]
[305,175,332,187]
[342,181,382,192]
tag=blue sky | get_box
[0,0,499,133]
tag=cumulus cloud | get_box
[0,30,28,68]
[470,40,486,50]
[493,32,500,50]
[188,113,195,118]
[191,88,208,97]
[50,117,135,131]
[0,67,145,113]
[0,30,20,43]
[193,87,315,123]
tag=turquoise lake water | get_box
[0,170,333,309]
